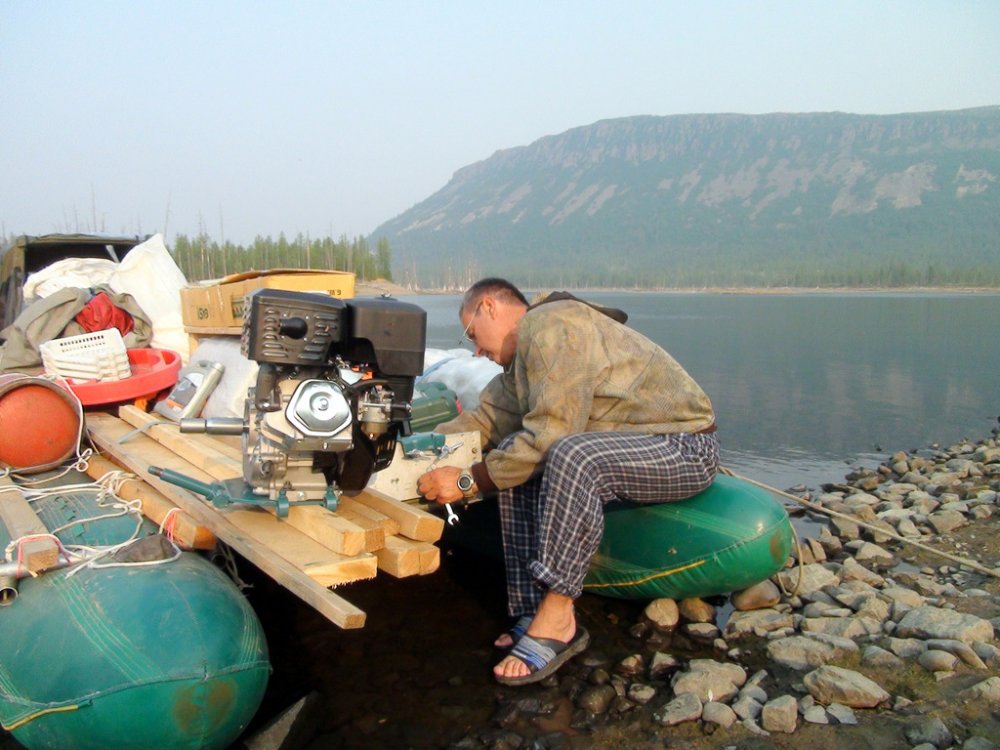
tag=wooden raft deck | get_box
[85,406,459,630]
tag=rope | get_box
[158,507,185,543]
[2,474,179,577]
[720,466,1000,580]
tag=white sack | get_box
[108,233,191,361]
[23,258,118,301]
[419,347,502,411]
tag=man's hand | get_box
[417,466,465,504]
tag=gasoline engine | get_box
[149,288,426,517]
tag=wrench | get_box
[424,441,465,525]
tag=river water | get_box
[404,291,1000,492]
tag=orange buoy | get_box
[0,374,81,473]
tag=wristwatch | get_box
[456,470,477,499]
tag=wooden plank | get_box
[226,507,377,586]
[117,405,369,556]
[118,405,242,477]
[84,455,217,550]
[351,487,445,543]
[332,504,386,552]
[86,413,367,629]
[415,541,441,575]
[373,535,421,578]
[0,476,60,573]
[337,496,401,537]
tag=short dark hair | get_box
[461,277,528,314]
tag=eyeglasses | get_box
[460,302,483,344]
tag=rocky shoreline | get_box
[448,429,1000,750]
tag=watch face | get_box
[457,473,473,491]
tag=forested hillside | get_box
[371,107,1000,288]
[171,233,392,283]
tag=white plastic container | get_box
[39,329,131,383]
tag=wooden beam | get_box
[337,496,401,537]
[117,405,370,556]
[0,476,60,573]
[351,487,445,543]
[86,413,367,629]
[373,535,421,578]
[118,405,242,476]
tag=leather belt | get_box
[696,423,718,435]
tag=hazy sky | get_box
[2,1,998,246]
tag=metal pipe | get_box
[0,575,17,605]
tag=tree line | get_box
[170,233,393,283]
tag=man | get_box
[418,278,718,686]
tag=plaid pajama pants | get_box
[498,430,720,616]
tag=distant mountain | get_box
[371,107,1000,288]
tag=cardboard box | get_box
[181,269,356,327]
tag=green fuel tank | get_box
[0,488,270,750]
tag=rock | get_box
[861,644,904,669]
[830,516,861,539]
[826,702,858,725]
[904,716,954,748]
[775,563,839,596]
[644,598,679,630]
[670,659,746,703]
[723,609,794,639]
[880,585,926,609]
[730,694,762,720]
[928,509,967,534]
[682,622,720,641]
[760,695,798,733]
[853,541,895,564]
[739,684,768,704]
[840,556,885,586]
[802,704,829,724]
[926,638,989,669]
[918,649,959,672]
[614,654,645,679]
[972,642,1000,667]
[679,597,716,623]
[647,651,680,680]
[896,606,995,644]
[963,737,999,750]
[653,692,702,726]
[802,665,890,708]
[576,685,617,714]
[886,637,927,658]
[767,635,854,671]
[800,615,871,639]
[960,676,1000,705]
[701,700,737,729]
[731,580,781,611]
[626,683,656,705]
[244,692,321,750]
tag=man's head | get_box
[460,278,528,366]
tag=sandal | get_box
[495,626,590,686]
[495,615,532,649]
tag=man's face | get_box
[461,296,517,366]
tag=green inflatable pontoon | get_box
[583,473,793,600]
[0,486,270,750]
